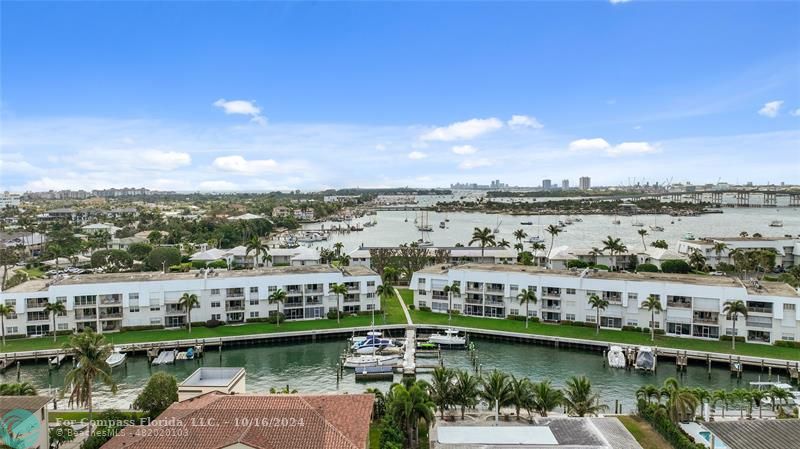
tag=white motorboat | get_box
[649,225,664,232]
[416,239,433,247]
[607,346,626,369]
[343,354,402,368]
[106,349,127,368]
[528,235,545,244]
[631,221,644,227]
[769,220,783,227]
[352,334,398,354]
[439,221,446,229]
[428,329,466,347]
[634,346,655,371]
[683,232,696,240]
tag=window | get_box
[129,293,139,301]
[210,289,220,295]
[784,303,796,311]
[6,326,18,334]
[418,301,427,307]
[129,305,140,313]
[650,294,661,301]
[74,295,96,306]
[510,284,519,291]
[149,298,160,311]
[566,288,576,295]
[212,314,221,320]
[509,308,519,316]
[627,293,638,301]
[367,281,375,287]
[586,315,596,322]
[211,301,221,308]
[566,313,576,321]
[249,299,259,306]
[781,334,795,341]
[149,317,162,325]
[418,289,427,295]
[249,311,259,318]
[250,287,258,293]
[4,299,14,308]
[452,303,461,311]
[627,319,638,326]
[585,290,596,297]
[57,323,69,330]
[129,296,140,313]
[527,310,537,318]
[269,286,277,293]
[366,293,375,298]
[366,304,375,311]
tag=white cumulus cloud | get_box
[420,118,503,141]
[607,142,658,156]
[212,155,297,175]
[569,138,657,157]
[507,115,543,129]
[758,100,783,118]
[568,138,611,152]
[791,108,800,117]
[458,158,493,169]
[451,145,478,155]
[408,151,428,160]
[213,98,267,125]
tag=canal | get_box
[1,338,773,412]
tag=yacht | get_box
[683,232,696,240]
[573,217,583,222]
[416,211,433,231]
[428,329,466,347]
[106,349,127,368]
[607,346,626,369]
[343,354,402,368]
[351,334,398,354]
[520,221,533,225]
[564,218,574,225]
[769,220,783,228]
[493,217,502,233]
[528,235,544,244]
[634,346,655,372]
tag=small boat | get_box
[683,232,696,240]
[428,329,466,347]
[528,236,544,244]
[186,347,195,360]
[631,221,644,227]
[343,354,402,368]
[573,217,583,222]
[352,334,398,354]
[416,239,433,247]
[439,221,446,229]
[612,219,621,225]
[649,225,664,232]
[520,221,533,225]
[564,218,574,225]
[607,346,626,369]
[634,346,655,372]
[769,220,783,228]
[106,350,127,368]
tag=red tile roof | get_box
[102,392,373,449]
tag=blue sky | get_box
[1,1,798,192]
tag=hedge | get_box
[567,260,589,269]
[774,340,800,348]
[637,401,705,449]
[636,263,660,273]
[661,259,691,274]
[505,315,540,323]
[720,335,745,342]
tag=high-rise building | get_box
[542,179,552,190]
[561,179,569,189]
[579,176,591,190]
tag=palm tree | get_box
[587,294,609,335]
[178,293,200,333]
[641,295,662,341]
[268,289,287,326]
[712,242,728,267]
[514,243,524,254]
[722,300,748,350]
[637,229,649,251]
[688,249,707,272]
[636,385,661,405]
[0,303,16,346]
[428,367,455,419]
[545,225,561,261]
[508,375,532,419]
[0,247,20,290]
[601,236,627,270]
[382,266,399,284]
[364,387,386,419]
[333,242,344,258]
[768,386,790,413]
[375,283,396,325]
[711,389,728,419]
[45,301,67,342]
[562,376,607,417]
[329,283,348,324]
[530,380,563,417]
[0,382,38,396]
[245,236,268,269]
[480,370,513,415]
[661,377,699,422]
[443,283,460,323]
[497,238,511,249]
[750,389,767,419]
[516,288,537,328]
[469,227,496,257]
[530,241,545,266]
[388,381,435,448]
[513,229,527,246]
[62,330,117,435]
[453,370,480,419]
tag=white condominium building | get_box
[411,264,800,344]
[677,236,800,269]
[0,265,381,338]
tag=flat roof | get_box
[704,420,800,449]
[4,265,378,293]
[180,367,244,388]
[438,426,557,445]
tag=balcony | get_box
[75,313,97,321]
[465,283,483,293]
[225,289,245,299]
[542,289,561,299]
[165,306,184,315]
[305,298,322,305]
[74,302,97,309]
[603,292,623,303]
[99,295,122,306]
[485,285,504,294]
[666,300,692,309]
[465,296,483,305]
[26,299,49,309]
[747,305,773,315]
[286,286,303,295]
[541,302,561,311]
[346,285,360,293]
[693,316,719,325]
[485,300,504,307]
[745,318,773,329]
[99,312,123,320]
[225,305,245,312]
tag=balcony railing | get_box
[745,320,772,329]
[26,300,49,309]
[225,305,245,312]
[465,297,483,305]
[100,312,123,319]
[693,317,719,325]
[541,304,561,311]
[75,314,97,321]
[485,300,504,307]
[226,291,245,299]
[99,297,122,305]
[667,301,692,309]
[748,306,773,314]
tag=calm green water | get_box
[0,338,772,413]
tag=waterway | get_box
[305,207,800,254]
[1,338,774,413]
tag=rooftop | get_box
[704,420,800,449]
[180,367,245,388]
[0,395,52,414]
[103,392,374,449]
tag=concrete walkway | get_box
[395,289,413,325]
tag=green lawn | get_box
[0,301,407,353]
[617,416,672,449]
[19,267,46,279]
[399,289,800,361]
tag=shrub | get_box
[90,249,133,272]
[418,306,431,312]
[326,310,340,320]
[637,401,705,449]
[408,304,416,310]
[592,264,610,271]
[720,335,745,342]
[774,340,800,348]
[122,325,163,332]
[567,260,589,269]
[267,312,286,324]
[506,315,526,321]
[661,259,691,274]
[126,242,153,261]
[208,259,228,269]
[146,247,181,272]
[205,318,223,328]
[449,309,461,316]
[636,263,660,273]
[132,372,178,419]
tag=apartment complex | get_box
[349,246,517,269]
[0,191,21,208]
[677,236,800,269]
[411,264,800,344]
[0,265,381,337]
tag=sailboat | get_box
[416,211,433,232]
[612,213,621,225]
[631,214,644,227]
[649,215,664,232]
[493,217,502,233]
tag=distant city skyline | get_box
[1,1,799,192]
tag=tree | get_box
[382,266,399,284]
[0,303,16,346]
[641,295,663,341]
[508,375,532,419]
[178,293,200,333]
[562,376,607,417]
[516,288,537,328]
[661,377,699,422]
[62,330,117,435]
[44,301,66,342]
[636,385,661,405]
[601,236,627,270]
[90,249,133,273]
[513,229,527,246]
[375,283,395,325]
[443,283,460,323]
[637,229,649,251]
[329,283,348,324]
[750,389,767,419]
[712,242,728,267]
[146,247,181,272]
[0,382,38,396]
[49,424,76,449]
[387,381,434,449]
[768,386,790,413]
[364,387,386,419]
[132,372,178,419]
[660,259,691,274]
[147,231,163,245]
[268,289,287,326]
[530,242,545,266]
[333,242,344,257]
[469,227,496,257]
[428,367,455,419]
[126,242,153,261]
[688,249,707,272]
[245,236,268,269]
[587,294,609,335]
[711,389,728,419]
[0,247,20,290]
[545,225,561,261]
[480,370,513,414]
[722,300,748,350]
[453,370,480,419]
[650,240,669,249]
[530,380,563,417]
